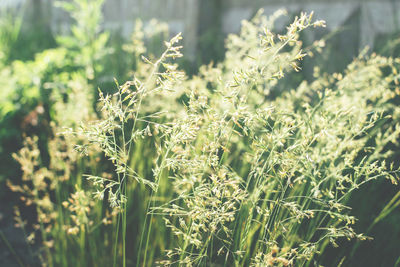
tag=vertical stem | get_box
[113,213,121,267]
[140,148,170,266]
[122,182,127,267]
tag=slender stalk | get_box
[0,230,25,267]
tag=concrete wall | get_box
[222,0,400,49]
[49,0,200,60]
[101,0,199,59]
[4,0,400,59]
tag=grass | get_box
[3,1,400,266]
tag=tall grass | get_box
[0,6,22,64]
[7,2,400,267]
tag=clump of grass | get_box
[0,6,22,64]
[11,6,400,267]
[76,9,399,267]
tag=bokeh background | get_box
[3,0,400,68]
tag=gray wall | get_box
[4,0,400,59]
[222,0,400,48]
